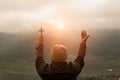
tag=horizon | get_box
[0,0,120,79]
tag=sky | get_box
[0,0,120,33]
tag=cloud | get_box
[0,0,56,11]
[0,0,120,33]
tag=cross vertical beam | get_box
[38,27,45,37]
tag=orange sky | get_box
[0,0,120,33]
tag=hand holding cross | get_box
[39,27,45,37]
[38,27,45,44]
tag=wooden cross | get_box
[38,27,45,36]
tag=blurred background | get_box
[0,0,120,80]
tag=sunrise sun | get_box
[57,23,65,30]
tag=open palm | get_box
[81,30,90,42]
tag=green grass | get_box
[0,61,35,72]
[0,61,40,80]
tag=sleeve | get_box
[35,43,47,75]
[74,41,86,74]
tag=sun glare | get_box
[58,23,64,30]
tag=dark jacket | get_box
[36,42,86,80]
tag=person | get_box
[35,30,90,80]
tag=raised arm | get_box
[77,30,90,59]
[36,35,44,58]
[74,30,90,74]
[35,35,47,74]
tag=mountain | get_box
[0,32,36,61]
[0,29,120,80]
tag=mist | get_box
[0,0,120,33]
[0,0,120,80]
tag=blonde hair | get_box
[51,44,67,62]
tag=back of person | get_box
[40,62,77,80]
[36,59,84,80]
[35,30,89,80]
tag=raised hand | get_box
[39,35,44,45]
[38,27,45,45]
[81,30,90,42]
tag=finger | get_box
[81,30,84,35]
[82,30,85,34]
[81,30,84,33]
[87,35,90,38]
[84,30,87,35]
[83,30,85,33]
[84,35,90,41]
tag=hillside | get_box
[0,29,120,80]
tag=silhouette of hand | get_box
[39,35,44,44]
[81,30,90,42]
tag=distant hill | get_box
[0,32,36,61]
[0,29,120,79]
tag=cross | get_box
[38,27,45,36]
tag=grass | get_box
[0,60,40,80]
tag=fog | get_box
[0,0,120,33]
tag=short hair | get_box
[51,44,67,62]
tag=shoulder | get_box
[68,62,76,72]
[68,61,84,74]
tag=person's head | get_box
[51,44,67,62]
